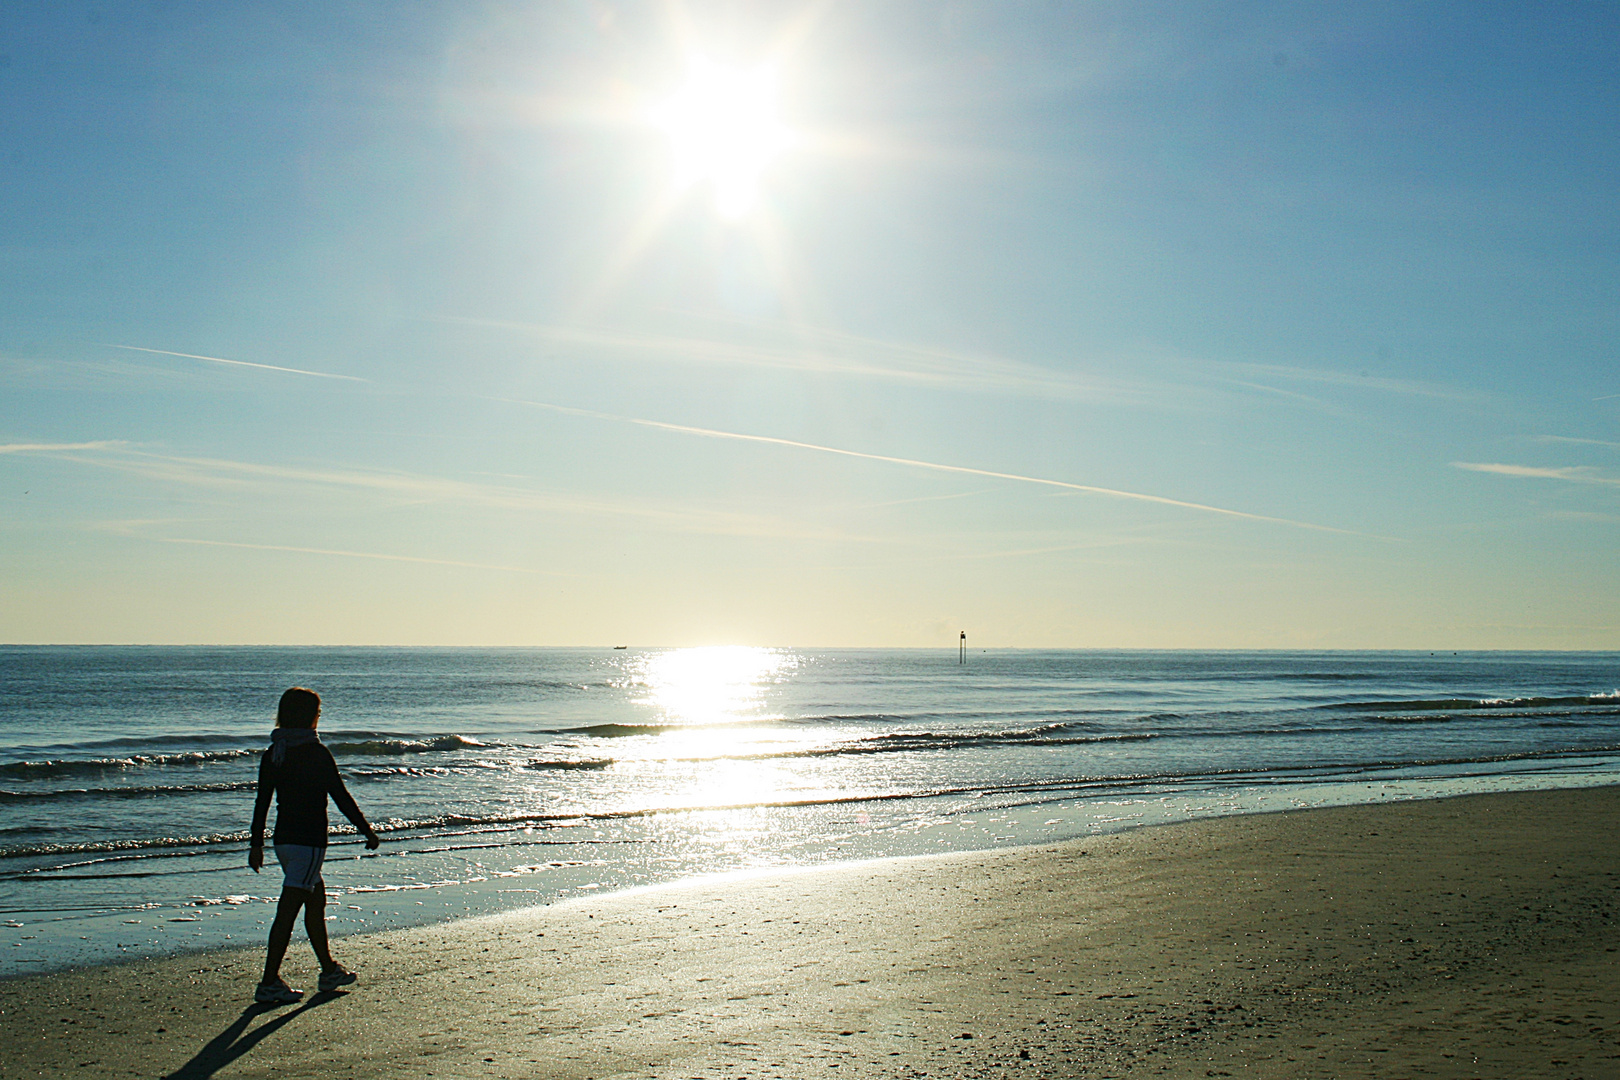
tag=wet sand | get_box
[3,786,1617,1079]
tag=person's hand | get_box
[248,844,263,872]
[364,831,381,851]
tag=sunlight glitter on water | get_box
[610,647,840,814]
[629,645,796,727]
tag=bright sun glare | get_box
[639,644,784,725]
[629,646,813,821]
[648,57,793,220]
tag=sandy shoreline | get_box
[3,787,1618,1079]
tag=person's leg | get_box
[303,880,336,971]
[261,887,309,985]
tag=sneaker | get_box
[318,964,357,992]
[254,981,304,1005]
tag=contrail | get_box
[500,397,1383,537]
[0,441,125,454]
[157,537,548,573]
[102,345,367,382]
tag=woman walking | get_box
[249,686,381,1004]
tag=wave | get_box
[1326,693,1620,712]
[9,741,1620,870]
[563,715,1492,767]
[773,726,1155,759]
[483,679,594,691]
[1139,723,1379,740]
[793,707,1113,725]
[551,723,1157,767]
[0,832,254,860]
[344,765,455,779]
[560,708,1120,738]
[323,735,491,756]
[0,781,257,803]
[1284,672,1381,681]
[0,734,495,780]
[525,727,1162,770]
[0,750,258,780]
[559,723,694,738]
[25,733,268,753]
[0,818,402,863]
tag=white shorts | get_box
[274,844,326,892]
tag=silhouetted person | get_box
[249,687,380,1004]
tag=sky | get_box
[1,1,1617,648]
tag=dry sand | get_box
[3,786,1618,1079]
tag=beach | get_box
[3,786,1617,1079]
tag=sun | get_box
[648,57,794,220]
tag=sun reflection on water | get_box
[612,647,841,829]
[631,645,791,727]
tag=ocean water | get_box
[2,646,1617,975]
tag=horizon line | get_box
[0,643,1611,652]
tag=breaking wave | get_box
[0,734,495,781]
[1327,693,1620,712]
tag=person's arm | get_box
[249,751,273,871]
[322,747,381,850]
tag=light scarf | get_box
[269,727,320,765]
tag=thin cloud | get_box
[850,489,993,511]
[501,397,1387,538]
[155,537,554,574]
[1223,379,1331,407]
[1219,361,1472,402]
[54,444,875,543]
[101,345,367,383]
[1454,462,1620,487]
[446,314,1483,419]
[0,440,126,454]
[932,537,1160,562]
[437,316,1131,402]
[802,532,1171,573]
[1535,435,1620,450]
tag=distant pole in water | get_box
[959,631,966,665]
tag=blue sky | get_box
[2,1,1617,646]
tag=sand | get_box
[2,786,1617,1079]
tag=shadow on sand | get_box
[162,991,344,1079]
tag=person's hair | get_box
[276,687,321,729]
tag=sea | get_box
[2,646,1618,975]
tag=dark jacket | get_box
[251,740,370,848]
